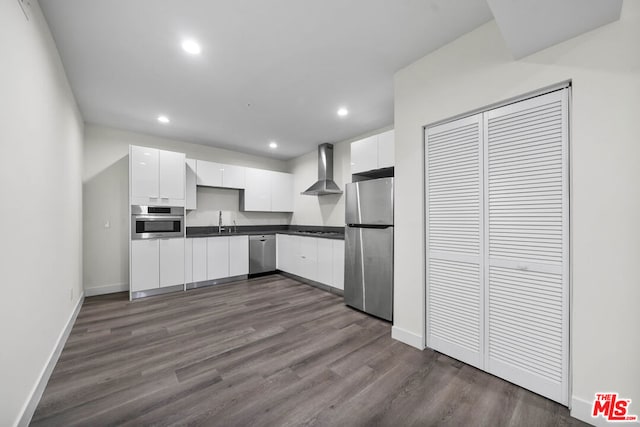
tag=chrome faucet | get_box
[233,220,237,233]
[218,210,224,233]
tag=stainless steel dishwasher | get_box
[249,234,276,274]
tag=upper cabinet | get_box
[186,158,294,213]
[196,160,223,187]
[185,159,197,210]
[377,129,395,169]
[270,171,294,212]
[350,129,394,174]
[130,145,185,206]
[243,168,294,212]
[243,168,272,211]
[196,160,246,189]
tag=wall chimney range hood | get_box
[301,143,343,196]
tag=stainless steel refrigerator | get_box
[344,177,394,321]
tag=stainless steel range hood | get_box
[301,143,343,196]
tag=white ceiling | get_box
[39,0,493,159]
[39,0,622,160]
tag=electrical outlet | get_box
[17,0,32,21]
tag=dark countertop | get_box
[186,225,344,240]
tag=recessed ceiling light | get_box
[157,115,170,124]
[269,141,278,149]
[181,39,202,55]
[337,107,349,117]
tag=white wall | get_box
[0,2,84,426]
[393,2,640,422]
[83,124,289,296]
[288,127,392,226]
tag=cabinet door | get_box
[316,238,333,286]
[185,159,197,210]
[192,238,208,282]
[196,160,223,187]
[276,234,285,271]
[222,164,246,189]
[350,136,377,174]
[130,146,159,200]
[185,238,193,284]
[377,129,395,169]
[229,235,249,276]
[299,237,318,282]
[288,235,302,276]
[271,171,294,212]
[332,240,345,290]
[159,150,185,201]
[244,168,272,211]
[207,237,229,280]
[130,239,159,292]
[159,238,185,288]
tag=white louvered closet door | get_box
[425,114,484,369]
[484,89,569,405]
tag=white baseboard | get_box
[391,326,425,350]
[571,395,640,427]
[17,292,84,427]
[84,282,128,297]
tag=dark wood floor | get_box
[32,274,585,426]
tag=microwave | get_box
[131,205,184,240]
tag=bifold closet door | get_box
[425,114,484,369]
[484,89,569,404]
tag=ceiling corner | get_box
[487,0,623,59]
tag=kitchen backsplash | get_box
[185,186,291,226]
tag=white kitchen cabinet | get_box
[350,130,395,174]
[185,159,197,210]
[131,239,160,292]
[207,237,230,280]
[316,238,333,286]
[350,136,378,174]
[276,234,292,272]
[377,130,395,169]
[221,164,246,189]
[229,235,249,276]
[185,238,193,284]
[271,171,294,212]
[298,236,318,282]
[130,146,159,202]
[332,240,344,290]
[276,234,345,290]
[196,160,246,189]
[192,238,208,282]
[159,150,186,200]
[196,160,224,187]
[244,168,272,211]
[130,145,185,206]
[159,238,185,288]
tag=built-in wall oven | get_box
[131,205,184,240]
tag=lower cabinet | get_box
[276,234,344,290]
[159,238,185,288]
[331,240,344,290]
[131,238,184,293]
[186,235,249,284]
[207,237,230,280]
[229,235,249,276]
